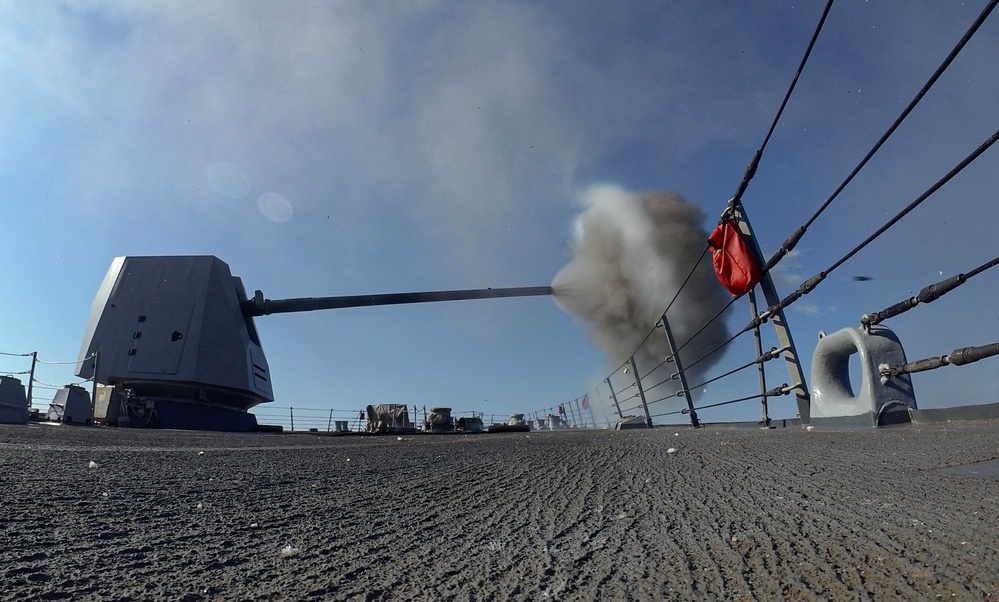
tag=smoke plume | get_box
[552,184,731,410]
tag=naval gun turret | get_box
[76,255,551,431]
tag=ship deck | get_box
[2,421,998,600]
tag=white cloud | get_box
[258,193,293,223]
[790,303,822,318]
[1,1,794,285]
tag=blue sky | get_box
[2,1,997,425]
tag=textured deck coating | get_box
[1,422,998,600]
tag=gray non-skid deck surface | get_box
[1,423,997,601]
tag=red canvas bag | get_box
[707,218,763,296]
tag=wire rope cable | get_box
[764,0,999,271]
[765,127,999,317]
[616,3,836,387]
[729,0,836,207]
[34,356,92,366]
[684,347,784,393]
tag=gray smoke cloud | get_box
[552,184,731,412]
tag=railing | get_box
[249,405,530,433]
[530,1,999,428]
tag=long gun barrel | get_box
[242,286,553,317]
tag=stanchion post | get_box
[26,351,37,410]
[584,397,597,428]
[605,378,623,419]
[628,356,654,428]
[659,314,699,428]
[567,398,579,427]
[90,352,99,414]
[747,289,770,426]
[730,200,810,423]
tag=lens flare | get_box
[258,192,293,222]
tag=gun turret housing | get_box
[76,255,551,431]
